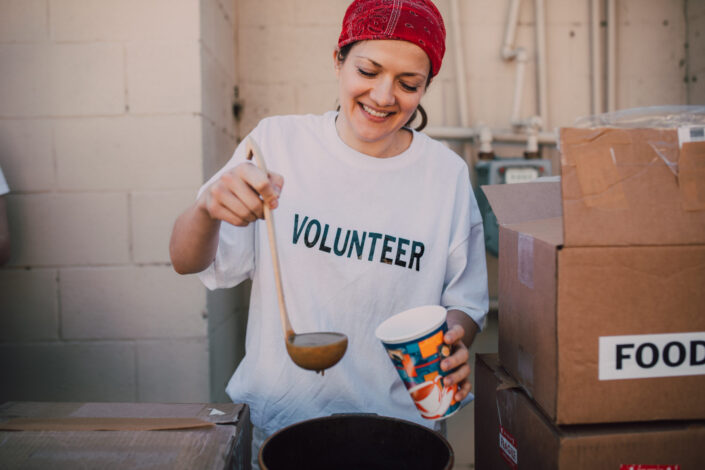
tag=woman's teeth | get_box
[362,104,389,118]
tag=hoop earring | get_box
[414,104,428,132]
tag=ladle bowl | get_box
[286,332,348,372]
[246,137,348,373]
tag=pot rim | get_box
[258,413,454,470]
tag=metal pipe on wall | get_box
[590,0,603,115]
[535,0,549,130]
[501,0,523,59]
[511,48,529,124]
[450,0,469,128]
[425,126,557,145]
[607,0,617,112]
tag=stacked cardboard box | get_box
[476,126,705,468]
[0,402,251,469]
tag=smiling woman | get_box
[334,39,430,158]
[168,1,489,469]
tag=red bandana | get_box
[338,0,446,77]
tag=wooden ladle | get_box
[246,136,348,374]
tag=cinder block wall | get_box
[688,0,705,103]
[236,0,692,138]
[0,0,240,403]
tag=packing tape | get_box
[517,233,534,289]
[574,144,629,210]
[679,141,705,211]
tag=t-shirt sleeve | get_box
[441,167,489,330]
[196,126,263,290]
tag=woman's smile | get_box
[334,39,430,158]
[360,103,392,119]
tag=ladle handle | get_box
[246,136,294,339]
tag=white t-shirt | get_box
[0,166,8,196]
[198,111,488,435]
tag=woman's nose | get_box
[369,77,395,107]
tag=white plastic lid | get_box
[375,305,446,344]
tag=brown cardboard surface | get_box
[497,221,705,424]
[484,162,705,424]
[680,141,705,211]
[560,127,705,246]
[0,417,214,431]
[475,354,705,470]
[497,221,560,414]
[482,181,563,225]
[0,402,251,470]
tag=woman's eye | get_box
[357,68,376,77]
[400,82,419,92]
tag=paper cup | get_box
[375,305,460,421]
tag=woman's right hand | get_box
[198,162,284,227]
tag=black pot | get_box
[259,414,454,470]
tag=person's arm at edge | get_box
[169,201,221,275]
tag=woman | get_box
[170,0,488,461]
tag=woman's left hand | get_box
[440,324,472,402]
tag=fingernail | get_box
[270,199,278,209]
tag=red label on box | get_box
[619,466,680,470]
[499,425,518,469]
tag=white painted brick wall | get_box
[49,44,126,116]
[296,81,339,116]
[0,342,137,402]
[131,190,198,264]
[235,0,690,137]
[0,44,125,117]
[0,0,48,43]
[6,192,130,266]
[136,339,210,402]
[237,82,297,137]
[126,41,201,114]
[0,45,52,117]
[0,119,54,192]
[0,0,239,406]
[617,1,688,108]
[202,49,236,133]
[202,0,236,80]
[690,0,705,104]
[54,115,203,191]
[0,269,59,341]
[202,118,237,178]
[49,0,200,42]
[60,266,207,340]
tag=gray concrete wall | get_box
[0,0,239,404]
[687,0,705,104]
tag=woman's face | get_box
[334,40,430,157]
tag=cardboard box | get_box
[482,128,705,424]
[0,402,251,469]
[560,127,705,246]
[475,353,705,470]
